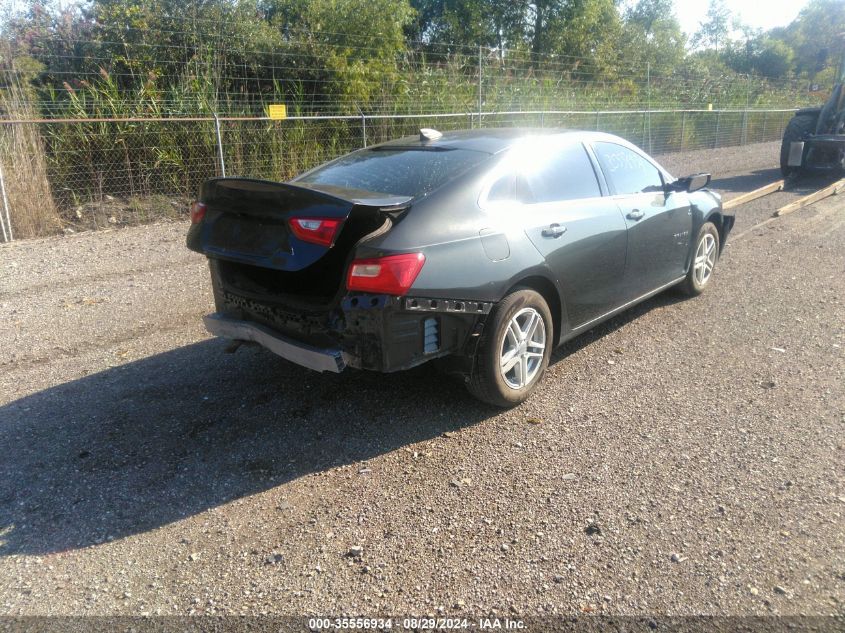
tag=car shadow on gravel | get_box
[0,290,687,557]
[0,339,498,556]
[549,289,687,363]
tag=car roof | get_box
[373,127,585,155]
[371,128,658,158]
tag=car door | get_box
[487,138,628,329]
[591,141,693,299]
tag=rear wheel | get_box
[467,289,553,407]
[780,113,818,177]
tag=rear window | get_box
[295,148,489,198]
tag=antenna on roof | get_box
[420,128,442,142]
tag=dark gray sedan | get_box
[187,128,730,406]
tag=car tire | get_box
[679,222,720,297]
[779,113,817,177]
[467,288,553,407]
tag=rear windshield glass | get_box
[295,148,489,198]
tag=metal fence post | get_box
[681,110,687,150]
[762,111,768,141]
[361,111,367,148]
[714,111,721,149]
[213,113,226,178]
[741,109,748,145]
[642,112,647,146]
[0,161,12,243]
[742,74,750,146]
[646,62,652,153]
[477,46,483,127]
[595,110,600,131]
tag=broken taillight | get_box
[289,217,344,247]
[346,252,426,296]
[189,201,207,224]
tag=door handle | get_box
[541,223,566,238]
[627,209,645,220]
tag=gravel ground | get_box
[0,141,843,618]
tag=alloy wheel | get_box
[694,233,717,286]
[499,307,546,390]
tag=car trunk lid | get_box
[195,178,411,271]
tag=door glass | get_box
[486,173,535,204]
[521,144,602,203]
[487,174,516,202]
[593,142,664,195]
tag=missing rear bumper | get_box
[203,313,348,373]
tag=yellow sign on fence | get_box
[268,104,287,120]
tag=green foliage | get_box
[780,0,845,78]
[704,0,845,84]
[620,0,686,75]
[724,37,795,79]
[408,1,530,52]
[693,0,731,52]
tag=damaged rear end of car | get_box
[186,172,489,375]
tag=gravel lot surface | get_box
[0,141,843,618]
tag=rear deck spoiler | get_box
[200,177,413,215]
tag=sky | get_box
[674,0,806,37]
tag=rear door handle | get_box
[627,209,645,220]
[541,223,566,238]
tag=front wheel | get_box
[467,288,553,407]
[679,222,720,297]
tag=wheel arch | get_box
[504,275,564,346]
[703,210,728,253]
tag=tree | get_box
[620,0,686,75]
[693,0,731,51]
[527,0,621,64]
[408,1,529,53]
[723,32,794,79]
[779,0,845,78]
[409,0,622,71]
[754,38,794,78]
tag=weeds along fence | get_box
[0,107,796,242]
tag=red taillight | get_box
[346,252,426,296]
[289,217,344,247]
[189,201,207,224]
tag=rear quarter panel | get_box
[358,166,557,305]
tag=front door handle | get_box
[541,223,566,238]
[627,209,645,221]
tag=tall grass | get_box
[0,71,61,238]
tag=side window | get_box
[485,173,535,204]
[487,174,515,202]
[593,142,664,195]
[521,143,602,203]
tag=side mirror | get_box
[668,173,711,193]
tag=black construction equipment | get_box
[780,49,845,177]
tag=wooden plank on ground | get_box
[774,178,845,217]
[722,180,784,210]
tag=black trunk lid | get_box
[188,178,410,271]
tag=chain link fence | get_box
[0,108,795,242]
